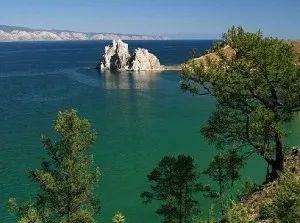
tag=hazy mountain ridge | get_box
[0,25,168,41]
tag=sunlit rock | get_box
[128,48,161,71]
[97,40,161,71]
[98,39,131,70]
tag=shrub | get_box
[259,172,300,222]
[225,201,250,223]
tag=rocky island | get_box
[97,39,162,71]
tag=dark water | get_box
[1,40,297,222]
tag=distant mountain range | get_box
[0,25,168,41]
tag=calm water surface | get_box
[1,40,298,222]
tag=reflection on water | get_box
[101,70,160,90]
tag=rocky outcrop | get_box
[128,48,161,71]
[99,39,131,70]
[98,40,161,71]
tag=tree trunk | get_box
[184,182,188,223]
[67,179,71,223]
[179,188,182,223]
[218,179,224,215]
[270,132,284,180]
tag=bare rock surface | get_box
[99,39,131,70]
[128,48,161,71]
[98,40,161,71]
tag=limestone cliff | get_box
[97,40,161,71]
[128,48,161,71]
[98,39,131,70]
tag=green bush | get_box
[194,205,218,223]
[225,201,250,223]
[18,208,41,223]
[259,172,300,222]
[237,179,257,201]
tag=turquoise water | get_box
[0,40,277,222]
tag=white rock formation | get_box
[99,39,131,70]
[98,40,161,71]
[128,48,161,71]
[0,25,168,41]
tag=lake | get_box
[1,40,298,222]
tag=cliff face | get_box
[99,39,131,70]
[98,40,161,71]
[0,25,168,41]
[128,48,161,71]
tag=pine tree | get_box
[141,154,202,223]
[204,154,229,213]
[203,150,243,213]
[224,149,244,187]
[181,26,300,180]
[9,109,101,223]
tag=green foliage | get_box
[259,172,300,222]
[181,26,300,180]
[225,201,250,223]
[112,212,126,223]
[8,198,19,215]
[9,109,101,223]
[204,150,243,212]
[225,149,244,186]
[141,154,203,223]
[19,208,42,223]
[8,198,42,223]
[194,205,218,223]
[237,179,257,201]
[58,209,96,223]
[204,154,229,208]
[195,201,251,223]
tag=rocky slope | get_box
[237,147,300,222]
[184,40,300,67]
[97,39,161,71]
[0,25,168,41]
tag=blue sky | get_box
[0,0,299,39]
